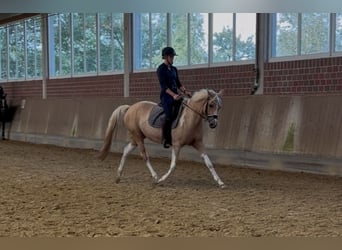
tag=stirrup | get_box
[162,139,172,148]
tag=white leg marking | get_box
[201,153,225,188]
[158,148,177,183]
[116,142,136,183]
[146,156,158,182]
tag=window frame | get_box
[133,12,256,72]
[0,15,42,82]
[269,13,342,62]
[48,13,124,79]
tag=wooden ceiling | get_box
[0,13,39,25]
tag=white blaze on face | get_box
[211,92,222,117]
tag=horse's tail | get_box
[97,104,130,161]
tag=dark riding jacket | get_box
[157,63,182,118]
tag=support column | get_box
[123,13,132,97]
[253,13,267,95]
[41,14,49,99]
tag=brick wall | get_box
[264,57,342,95]
[2,56,342,100]
[0,75,124,101]
[1,80,43,100]
[129,64,256,97]
[180,64,256,96]
[129,71,159,97]
[46,74,124,98]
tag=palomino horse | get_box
[98,89,226,188]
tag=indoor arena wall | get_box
[6,95,342,176]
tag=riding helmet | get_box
[162,47,177,58]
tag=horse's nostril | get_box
[209,120,217,128]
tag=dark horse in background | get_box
[0,86,8,140]
[0,86,17,140]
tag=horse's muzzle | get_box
[208,116,218,129]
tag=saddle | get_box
[148,103,184,129]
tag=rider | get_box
[157,46,191,148]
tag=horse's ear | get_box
[218,89,224,97]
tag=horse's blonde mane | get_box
[190,89,222,108]
[191,89,208,102]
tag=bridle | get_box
[181,89,220,122]
[182,99,207,120]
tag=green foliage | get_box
[171,13,188,66]
[134,13,256,68]
[189,13,208,65]
[275,13,330,56]
[53,13,124,75]
[0,27,7,79]
[213,24,255,62]
[336,14,342,51]
[2,13,341,79]
[136,13,167,69]
[8,23,25,79]
[1,13,257,79]
[213,26,233,62]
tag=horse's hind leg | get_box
[116,142,137,183]
[137,142,158,183]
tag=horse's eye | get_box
[209,104,214,108]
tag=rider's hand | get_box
[184,90,192,98]
[173,94,182,101]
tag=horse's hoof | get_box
[150,181,158,188]
[115,177,121,184]
[152,176,158,184]
[219,183,226,189]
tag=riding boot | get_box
[162,118,172,148]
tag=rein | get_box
[181,99,208,120]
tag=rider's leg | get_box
[161,100,174,148]
[162,117,172,148]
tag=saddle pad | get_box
[148,104,184,129]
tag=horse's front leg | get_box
[157,146,180,184]
[137,141,158,183]
[201,153,226,188]
[193,141,226,188]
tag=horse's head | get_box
[205,89,223,128]
[189,89,224,129]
